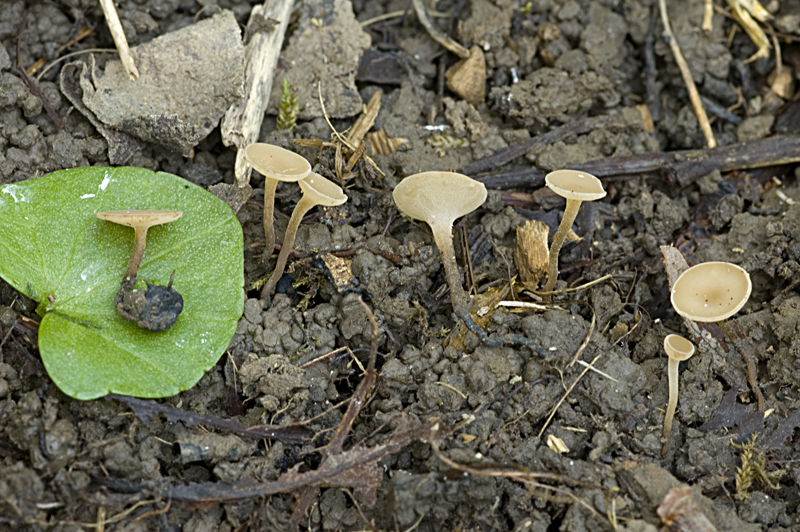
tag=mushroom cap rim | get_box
[670,262,752,322]
[663,334,695,362]
[96,209,183,228]
[298,172,348,207]
[392,171,487,226]
[244,143,312,182]
[545,169,607,201]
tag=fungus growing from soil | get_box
[393,171,486,318]
[669,261,763,410]
[262,172,347,299]
[244,143,312,261]
[670,262,752,327]
[96,210,184,331]
[393,172,536,348]
[661,333,696,457]
[542,170,606,296]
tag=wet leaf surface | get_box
[0,167,244,399]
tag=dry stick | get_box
[475,135,800,189]
[411,0,470,59]
[289,298,380,529]
[98,0,138,80]
[659,0,716,149]
[538,353,603,438]
[460,115,625,176]
[222,0,294,188]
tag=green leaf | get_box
[0,167,244,399]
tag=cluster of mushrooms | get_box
[94,143,755,459]
[662,261,752,456]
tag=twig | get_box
[460,115,626,176]
[15,14,63,130]
[539,353,603,437]
[658,0,716,148]
[411,0,470,58]
[98,0,139,80]
[567,311,595,367]
[222,0,294,188]
[475,135,800,189]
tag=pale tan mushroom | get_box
[670,262,752,324]
[244,143,312,260]
[392,172,537,348]
[661,334,696,457]
[262,172,347,299]
[542,170,606,296]
[392,171,486,318]
[96,210,183,331]
[670,261,764,410]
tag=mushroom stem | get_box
[262,195,314,299]
[543,197,581,296]
[662,356,680,457]
[262,178,279,258]
[431,223,471,317]
[122,226,150,287]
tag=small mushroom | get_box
[244,143,312,261]
[96,210,183,331]
[393,171,486,318]
[670,262,752,326]
[542,170,606,296]
[262,172,347,299]
[662,334,696,457]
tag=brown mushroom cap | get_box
[392,171,487,226]
[96,210,182,228]
[245,143,311,182]
[664,334,695,362]
[298,173,348,207]
[545,170,607,202]
[670,262,752,322]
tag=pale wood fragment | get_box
[222,0,295,188]
[514,220,549,287]
[98,0,138,80]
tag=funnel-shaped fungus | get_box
[244,143,312,261]
[96,210,183,331]
[670,261,764,409]
[393,171,486,317]
[262,173,347,299]
[542,170,606,296]
[661,334,696,457]
[392,172,537,348]
[670,262,752,323]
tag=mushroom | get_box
[669,261,764,409]
[393,171,486,318]
[542,170,606,296]
[244,143,312,261]
[96,210,183,331]
[393,172,537,348]
[661,334,696,457]
[669,262,752,329]
[262,172,347,299]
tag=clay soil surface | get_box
[2,0,800,530]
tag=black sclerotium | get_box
[115,271,183,332]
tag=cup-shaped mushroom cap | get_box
[96,210,182,228]
[545,170,607,201]
[245,143,311,182]
[392,171,487,226]
[298,173,348,207]
[664,334,695,362]
[671,262,752,322]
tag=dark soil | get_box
[2,0,800,530]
